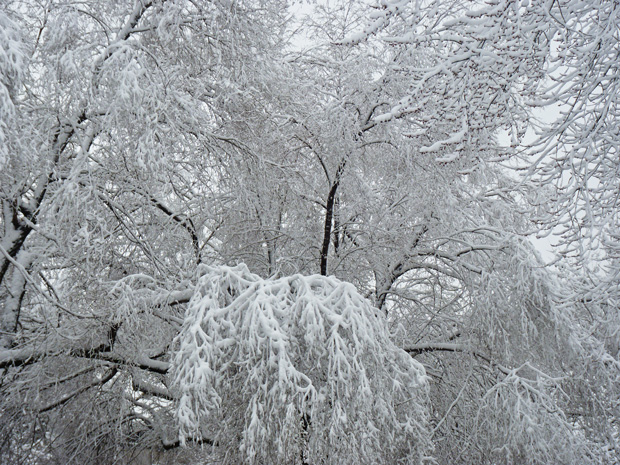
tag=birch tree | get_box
[0,1,432,463]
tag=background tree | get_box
[344,0,620,462]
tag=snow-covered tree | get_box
[0,0,291,462]
[338,1,620,462]
[1,0,620,464]
[172,264,431,464]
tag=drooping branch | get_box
[171,265,431,463]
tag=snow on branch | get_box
[420,117,468,162]
[338,0,410,45]
[0,9,27,169]
[171,264,431,464]
[475,365,591,464]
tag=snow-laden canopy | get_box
[172,264,431,465]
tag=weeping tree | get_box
[172,264,431,465]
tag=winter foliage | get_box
[0,10,25,170]
[172,265,430,464]
[0,0,619,464]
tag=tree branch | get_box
[0,347,170,375]
[38,367,118,413]
[320,159,347,275]
[149,196,201,264]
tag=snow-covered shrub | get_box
[171,264,431,464]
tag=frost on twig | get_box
[171,264,431,464]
